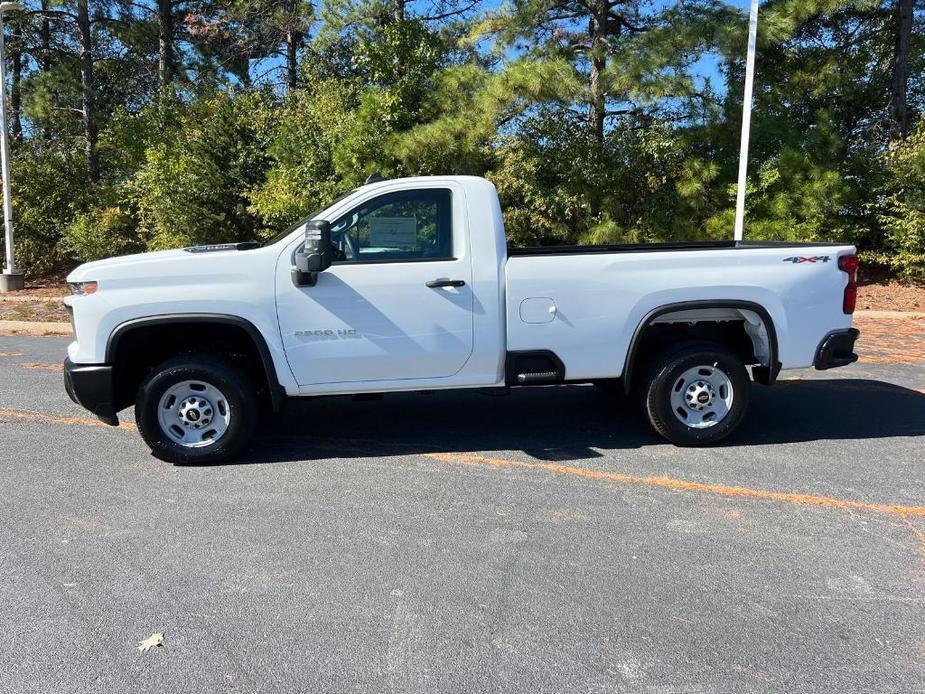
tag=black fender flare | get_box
[106,313,286,411]
[622,300,781,394]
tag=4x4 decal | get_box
[783,256,830,264]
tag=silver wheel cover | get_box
[157,380,231,448]
[669,364,734,429]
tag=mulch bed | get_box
[857,281,924,312]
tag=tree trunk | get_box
[285,27,300,92]
[77,0,98,181]
[588,54,606,144]
[40,0,51,72]
[587,9,607,145]
[889,0,913,141]
[585,0,613,222]
[393,0,405,23]
[239,61,251,88]
[157,0,175,87]
[10,22,22,141]
[40,0,51,139]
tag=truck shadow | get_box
[237,378,925,465]
[736,378,925,445]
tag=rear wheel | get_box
[135,354,257,464]
[640,342,750,446]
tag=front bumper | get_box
[63,358,119,425]
[814,328,860,370]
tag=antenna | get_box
[364,172,387,185]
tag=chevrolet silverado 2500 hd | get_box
[63,176,861,463]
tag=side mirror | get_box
[292,220,332,287]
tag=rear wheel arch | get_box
[106,314,285,412]
[622,300,780,395]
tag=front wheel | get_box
[135,354,257,464]
[641,342,750,446]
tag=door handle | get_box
[426,279,466,288]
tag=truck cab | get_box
[275,177,508,392]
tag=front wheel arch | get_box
[106,314,285,413]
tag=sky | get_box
[691,0,754,94]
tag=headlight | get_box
[67,281,98,296]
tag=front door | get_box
[275,187,474,386]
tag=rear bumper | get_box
[814,328,860,370]
[63,358,119,425]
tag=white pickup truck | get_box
[63,175,861,463]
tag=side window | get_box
[329,189,453,263]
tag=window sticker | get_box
[369,217,417,248]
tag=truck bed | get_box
[504,239,855,380]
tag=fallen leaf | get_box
[137,632,164,652]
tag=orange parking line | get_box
[3,406,924,523]
[20,362,64,372]
[0,409,136,431]
[424,452,925,519]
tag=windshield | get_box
[261,189,357,247]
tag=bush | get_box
[62,197,141,262]
[129,91,276,250]
[880,124,925,280]
[10,144,92,276]
[247,79,357,234]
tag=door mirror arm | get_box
[292,220,333,287]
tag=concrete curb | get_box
[0,320,73,336]
[855,310,925,320]
[0,295,67,304]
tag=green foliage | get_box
[3,0,924,281]
[489,116,589,246]
[247,78,358,232]
[705,116,853,242]
[490,111,727,246]
[99,95,185,183]
[130,91,276,249]
[11,144,93,275]
[62,194,141,262]
[355,19,444,123]
[394,60,581,176]
[333,18,448,179]
[878,123,925,279]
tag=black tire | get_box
[135,354,257,464]
[640,342,750,446]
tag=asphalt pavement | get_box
[1,334,924,693]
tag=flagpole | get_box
[0,1,25,292]
[734,0,759,242]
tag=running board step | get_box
[516,371,561,385]
[505,350,567,386]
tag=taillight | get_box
[838,254,859,314]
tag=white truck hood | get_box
[66,244,264,284]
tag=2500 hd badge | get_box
[294,328,358,338]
